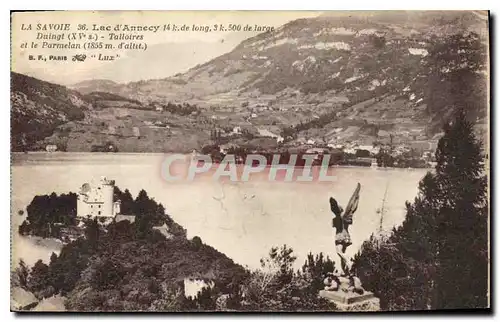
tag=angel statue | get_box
[329,183,361,276]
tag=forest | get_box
[15,186,336,311]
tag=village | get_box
[40,101,439,169]
[33,90,441,169]
[201,116,439,169]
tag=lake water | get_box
[11,152,428,270]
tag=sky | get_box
[11,11,322,85]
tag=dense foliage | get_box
[234,246,336,311]
[90,141,119,152]
[18,192,78,238]
[18,185,337,311]
[352,110,489,310]
[17,186,186,239]
[376,149,428,168]
[153,102,199,116]
[20,226,336,311]
[83,91,142,106]
[11,72,87,151]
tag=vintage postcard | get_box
[10,10,490,312]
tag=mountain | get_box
[11,72,92,151]
[68,39,256,86]
[13,12,488,152]
[11,72,210,153]
[69,79,123,95]
[72,11,488,145]
[82,91,143,109]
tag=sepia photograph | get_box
[10,10,490,312]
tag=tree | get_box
[193,286,217,311]
[107,220,135,243]
[89,258,126,291]
[192,236,203,251]
[27,260,50,296]
[134,215,152,239]
[376,149,394,168]
[353,109,488,310]
[48,238,94,295]
[240,245,333,311]
[19,192,77,237]
[114,186,149,219]
[118,189,134,215]
[259,245,296,285]
[301,252,335,294]
[426,32,488,133]
[16,259,29,288]
[355,149,371,158]
[84,217,100,251]
[431,109,488,309]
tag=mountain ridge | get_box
[12,11,489,152]
[70,11,487,141]
[11,72,92,151]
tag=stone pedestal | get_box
[320,273,380,311]
[319,290,380,311]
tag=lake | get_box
[11,152,428,270]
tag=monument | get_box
[319,183,381,311]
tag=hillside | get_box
[14,187,249,311]
[14,187,333,312]
[13,12,489,152]
[69,79,123,95]
[72,11,488,146]
[11,73,210,153]
[82,92,143,109]
[11,72,92,151]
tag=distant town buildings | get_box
[257,128,284,144]
[307,139,316,145]
[132,126,141,138]
[45,144,57,152]
[219,143,239,154]
[232,126,242,135]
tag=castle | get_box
[77,176,121,219]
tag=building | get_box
[77,177,121,220]
[232,126,242,135]
[46,144,57,152]
[219,143,238,154]
[184,278,215,298]
[306,147,328,154]
[132,126,141,138]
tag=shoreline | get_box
[11,152,434,170]
[11,234,64,270]
[11,156,428,272]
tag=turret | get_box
[99,176,115,217]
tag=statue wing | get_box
[343,183,361,224]
[329,197,342,217]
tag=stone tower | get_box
[77,176,120,219]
